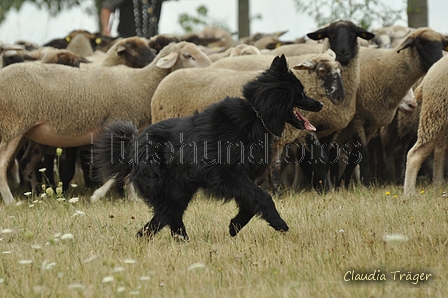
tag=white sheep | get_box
[334,27,448,187]
[0,41,212,205]
[404,54,448,196]
[151,50,343,123]
[207,44,261,62]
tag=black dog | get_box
[94,55,323,239]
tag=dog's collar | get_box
[251,105,281,139]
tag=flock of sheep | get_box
[0,20,447,205]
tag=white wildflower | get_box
[102,276,114,283]
[18,260,33,264]
[71,210,85,217]
[1,228,13,234]
[68,283,85,290]
[31,244,42,250]
[139,276,151,281]
[24,192,32,196]
[112,266,125,273]
[117,286,126,293]
[0,278,4,283]
[68,197,79,203]
[123,259,136,264]
[41,260,56,271]
[38,168,46,173]
[383,233,409,242]
[61,233,74,240]
[83,255,97,263]
[187,262,206,271]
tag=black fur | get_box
[94,55,323,240]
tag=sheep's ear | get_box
[307,27,329,41]
[396,37,415,53]
[79,57,91,63]
[293,60,316,71]
[116,44,126,54]
[356,27,375,40]
[275,30,288,37]
[443,38,448,51]
[156,51,179,68]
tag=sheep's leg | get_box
[90,177,116,202]
[291,163,302,192]
[358,142,371,186]
[433,144,447,186]
[298,134,330,192]
[123,177,140,202]
[0,135,23,204]
[58,147,78,190]
[339,140,362,187]
[269,145,283,195]
[394,136,415,185]
[404,140,435,196]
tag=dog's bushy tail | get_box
[94,120,138,183]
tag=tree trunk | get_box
[238,0,250,39]
[407,0,428,28]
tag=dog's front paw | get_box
[229,222,242,237]
[270,219,289,233]
[136,226,152,239]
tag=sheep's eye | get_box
[183,52,192,59]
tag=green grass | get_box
[0,183,447,297]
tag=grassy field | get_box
[0,182,447,297]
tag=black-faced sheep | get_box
[404,54,448,196]
[334,28,448,187]
[0,41,212,205]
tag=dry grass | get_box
[0,183,447,297]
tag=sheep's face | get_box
[398,89,417,114]
[293,50,345,105]
[155,42,212,71]
[397,28,448,73]
[177,44,212,69]
[315,61,345,105]
[307,21,375,66]
[116,37,156,68]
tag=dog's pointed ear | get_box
[270,54,288,71]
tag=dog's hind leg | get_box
[136,214,168,239]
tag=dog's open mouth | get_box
[293,107,316,131]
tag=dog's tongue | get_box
[295,109,316,131]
